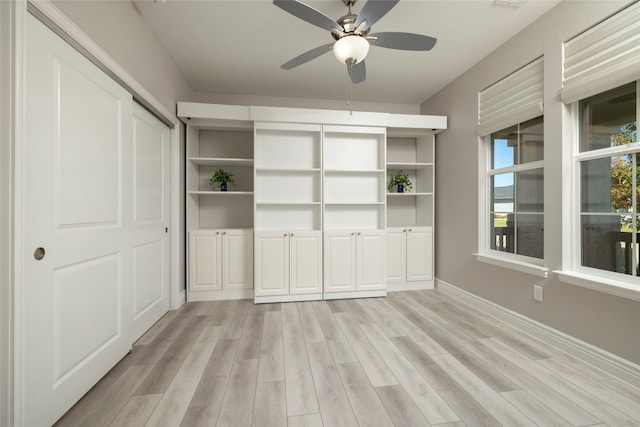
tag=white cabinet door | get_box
[223,229,253,290]
[324,232,356,293]
[255,232,290,296]
[290,231,322,294]
[385,229,406,283]
[357,231,386,290]
[189,231,222,291]
[406,227,433,281]
[23,15,134,426]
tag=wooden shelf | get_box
[255,202,321,206]
[189,157,254,167]
[387,192,433,197]
[256,168,321,173]
[324,169,385,174]
[324,202,385,206]
[189,191,254,196]
[387,162,432,169]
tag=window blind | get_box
[478,57,543,137]
[562,1,640,104]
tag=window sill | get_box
[474,253,549,278]
[555,271,640,302]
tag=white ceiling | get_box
[132,0,560,105]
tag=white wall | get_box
[422,0,640,364]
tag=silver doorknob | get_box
[34,247,46,260]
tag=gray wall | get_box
[422,0,640,364]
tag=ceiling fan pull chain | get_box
[346,63,353,115]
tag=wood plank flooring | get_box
[55,290,640,427]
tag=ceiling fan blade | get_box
[281,43,334,70]
[273,0,340,32]
[355,0,399,32]
[348,60,366,84]
[369,32,437,51]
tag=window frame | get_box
[476,118,549,278]
[558,81,640,301]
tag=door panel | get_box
[131,104,170,340]
[324,232,355,293]
[357,232,386,290]
[290,232,322,294]
[189,231,222,292]
[55,58,121,227]
[255,232,289,296]
[133,241,164,319]
[406,227,433,281]
[53,254,121,382]
[24,15,133,426]
[385,230,406,283]
[223,230,253,290]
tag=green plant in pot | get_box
[210,168,235,191]
[388,170,413,193]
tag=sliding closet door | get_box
[23,14,134,426]
[131,103,171,341]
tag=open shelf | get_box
[386,162,432,169]
[189,157,253,167]
[387,192,433,197]
[189,191,254,196]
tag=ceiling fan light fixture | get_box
[333,35,370,64]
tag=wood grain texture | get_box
[54,290,640,427]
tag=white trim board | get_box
[435,278,640,388]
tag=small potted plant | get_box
[388,170,413,193]
[210,168,235,191]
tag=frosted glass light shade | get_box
[333,36,370,64]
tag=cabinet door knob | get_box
[165,227,168,233]
[351,232,355,236]
[403,229,407,232]
[408,228,412,232]
[34,247,46,260]
[284,233,288,237]
[357,232,361,236]
[291,233,294,236]
[222,232,226,235]
[216,231,220,235]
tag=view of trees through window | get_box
[580,82,639,276]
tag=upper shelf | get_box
[387,162,433,169]
[189,157,254,167]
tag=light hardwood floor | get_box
[55,290,640,427]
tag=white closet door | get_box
[23,15,134,426]
[131,104,170,341]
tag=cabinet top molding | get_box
[177,102,447,134]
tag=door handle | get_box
[34,247,46,260]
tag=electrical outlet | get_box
[533,285,543,302]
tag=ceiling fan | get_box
[274,0,437,84]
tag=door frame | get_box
[1,1,184,425]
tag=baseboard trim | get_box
[323,290,387,300]
[387,281,434,292]
[187,289,253,302]
[255,293,323,304]
[435,278,640,388]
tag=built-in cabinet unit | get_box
[386,132,436,290]
[323,125,387,298]
[184,105,255,301]
[179,102,446,303]
[254,122,323,302]
[189,229,253,294]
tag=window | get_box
[489,116,544,259]
[577,81,639,276]
[476,57,546,275]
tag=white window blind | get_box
[562,1,640,104]
[478,57,543,137]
